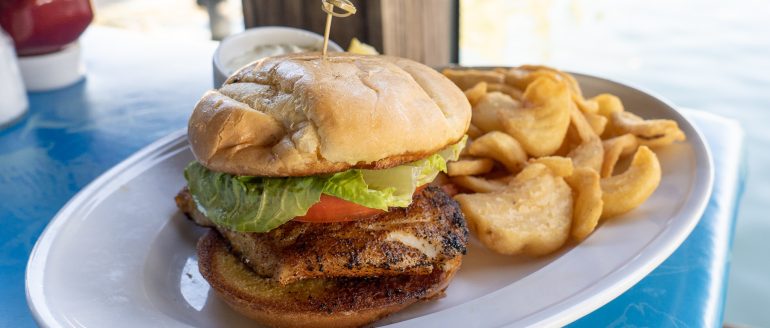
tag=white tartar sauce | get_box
[225,44,316,75]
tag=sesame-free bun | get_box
[188,53,471,177]
[197,230,461,328]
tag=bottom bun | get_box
[197,230,462,328]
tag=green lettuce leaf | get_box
[185,161,325,232]
[185,136,467,232]
[329,135,467,208]
[321,170,401,210]
[438,135,467,163]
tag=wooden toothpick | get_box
[321,0,357,60]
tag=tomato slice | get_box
[294,185,428,223]
[294,194,385,223]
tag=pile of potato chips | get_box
[441,66,686,256]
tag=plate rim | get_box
[25,129,189,328]
[25,72,714,328]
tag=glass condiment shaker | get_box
[0,27,28,128]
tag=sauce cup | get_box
[213,26,343,88]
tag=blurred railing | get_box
[241,0,458,66]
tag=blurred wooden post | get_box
[241,0,458,66]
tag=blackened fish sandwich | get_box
[175,52,472,328]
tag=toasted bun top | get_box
[188,53,471,176]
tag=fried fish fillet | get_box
[176,185,468,284]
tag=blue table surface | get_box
[0,27,745,327]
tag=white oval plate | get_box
[27,74,713,328]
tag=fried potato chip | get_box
[432,171,451,186]
[487,83,523,100]
[569,102,598,143]
[529,156,574,177]
[554,124,581,157]
[499,77,571,157]
[592,93,624,118]
[430,172,460,196]
[558,71,597,115]
[543,66,582,98]
[447,158,495,177]
[608,111,686,147]
[601,146,661,219]
[492,174,515,185]
[454,164,573,256]
[448,66,677,255]
[347,38,379,55]
[601,134,638,178]
[502,66,553,90]
[464,82,488,106]
[585,112,608,136]
[504,65,574,91]
[466,123,484,139]
[442,68,504,90]
[505,65,597,115]
[544,68,598,115]
[576,96,599,114]
[637,129,687,148]
[558,103,602,168]
[568,136,604,173]
[565,168,603,241]
[472,92,519,133]
[467,131,528,172]
[451,175,506,193]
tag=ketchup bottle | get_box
[0,0,93,56]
